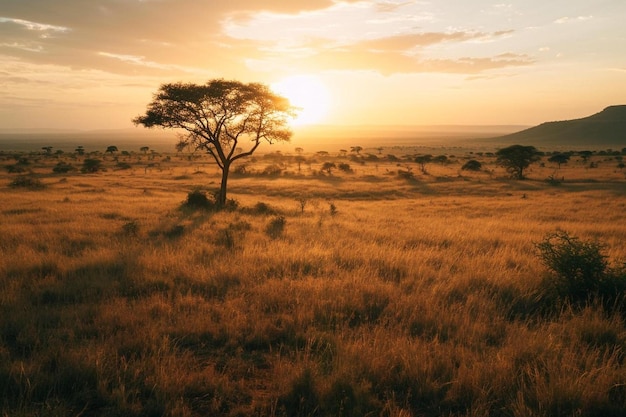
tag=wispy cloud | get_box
[0,17,70,34]
[97,52,214,76]
[554,15,593,24]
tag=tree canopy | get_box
[496,144,540,179]
[133,79,295,206]
[548,153,570,168]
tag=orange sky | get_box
[1,1,625,130]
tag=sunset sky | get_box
[1,0,625,130]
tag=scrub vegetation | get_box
[1,144,626,417]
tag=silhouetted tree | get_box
[134,79,294,206]
[75,146,85,156]
[41,146,53,155]
[321,161,336,174]
[140,146,150,154]
[294,155,306,172]
[578,150,593,162]
[106,146,118,154]
[548,153,570,168]
[350,146,363,155]
[414,154,432,173]
[496,145,540,179]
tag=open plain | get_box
[1,145,626,416]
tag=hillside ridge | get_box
[489,105,626,147]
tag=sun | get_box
[272,75,331,125]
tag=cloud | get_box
[97,52,213,76]
[0,17,70,34]
[374,1,417,13]
[554,15,593,24]
[240,28,528,76]
[0,0,529,79]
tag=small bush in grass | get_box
[115,161,132,170]
[329,202,337,216]
[52,162,76,173]
[536,231,626,308]
[265,215,286,239]
[10,175,45,189]
[461,159,482,171]
[184,189,213,209]
[216,228,235,248]
[262,164,283,176]
[338,162,352,173]
[397,168,414,180]
[81,158,103,173]
[122,220,140,237]
[252,201,274,215]
[278,369,319,417]
[6,164,26,173]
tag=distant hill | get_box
[0,129,177,152]
[486,105,626,148]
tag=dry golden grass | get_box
[0,147,625,416]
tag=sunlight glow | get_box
[272,75,331,125]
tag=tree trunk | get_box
[218,163,230,207]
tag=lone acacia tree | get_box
[133,79,295,206]
[496,144,540,179]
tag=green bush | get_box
[536,231,626,308]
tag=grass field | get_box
[1,145,626,416]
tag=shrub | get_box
[278,369,318,416]
[6,164,26,173]
[10,175,45,189]
[115,162,132,170]
[265,215,286,239]
[262,164,283,176]
[52,162,76,173]
[122,220,140,236]
[536,231,626,308]
[81,158,103,173]
[329,202,337,216]
[337,162,352,173]
[216,228,235,249]
[251,201,274,215]
[183,189,237,211]
[397,169,414,180]
[296,197,308,214]
[461,159,482,171]
[184,189,214,209]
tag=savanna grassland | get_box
[1,145,626,417]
